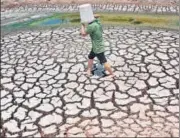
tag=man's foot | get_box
[109,74,116,78]
[86,69,92,76]
[106,74,116,78]
[81,69,92,77]
[100,74,116,80]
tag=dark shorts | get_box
[88,50,107,64]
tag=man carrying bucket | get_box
[80,4,115,78]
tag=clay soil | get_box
[1,0,177,9]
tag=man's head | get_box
[87,14,100,24]
[94,14,100,18]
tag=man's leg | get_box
[87,59,94,75]
[97,52,115,77]
[104,62,114,76]
[86,50,95,76]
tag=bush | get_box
[71,18,80,23]
[129,18,134,22]
[132,20,142,24]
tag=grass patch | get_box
[57,12,178,29]
[28,12,179,27]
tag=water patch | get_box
[1,15,70,32]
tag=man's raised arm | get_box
[80,24,88,36]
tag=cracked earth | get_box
[1,27,179,137]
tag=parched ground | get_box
[1,0,178,9]
[1,27,179,137]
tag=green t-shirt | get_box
[86,19,105,54]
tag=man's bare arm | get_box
[80,24,88,36]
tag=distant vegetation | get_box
[2,12,179,32]
[53,12,179,29]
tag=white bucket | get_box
[79,4,95,23]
